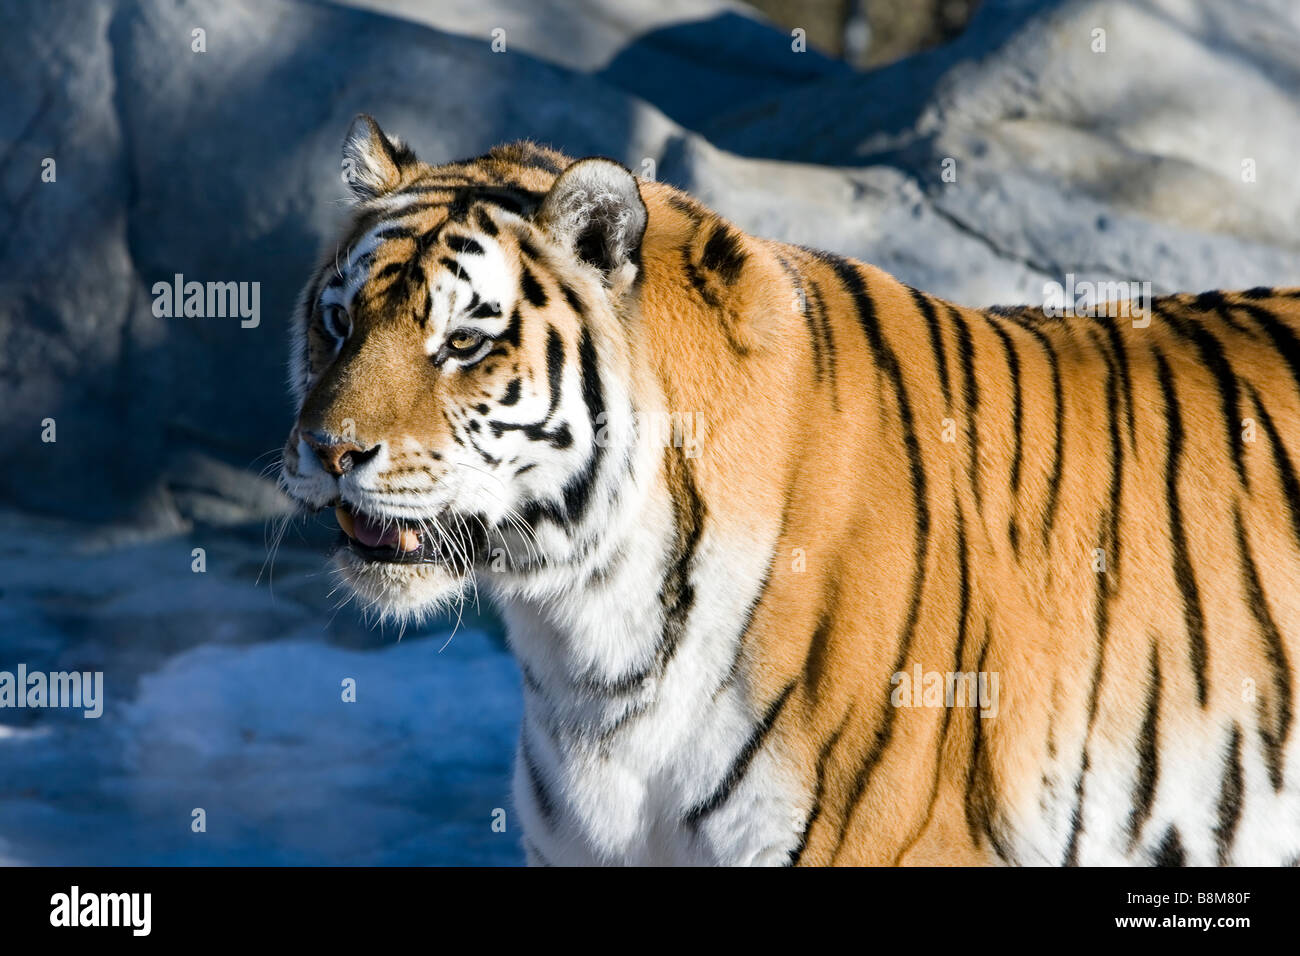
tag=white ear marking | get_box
[536,158,647,276]
[341,114,413,202]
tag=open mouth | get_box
[334,505,449,565]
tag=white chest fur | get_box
[493,508,803,866]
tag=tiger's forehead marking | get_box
[323,200,520,341]
[425,229,517,349]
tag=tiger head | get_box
[280,116,650,621]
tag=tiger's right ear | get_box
[341,114,414,201]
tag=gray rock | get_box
[705,0,1300,294]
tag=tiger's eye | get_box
[447,329,483,353]
[321,303,351,341]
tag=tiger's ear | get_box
[536,158,647,282]
[341,114,413,201]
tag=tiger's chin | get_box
[333,547,469,624]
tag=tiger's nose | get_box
[303,432,380,477]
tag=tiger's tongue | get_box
[336,508,422,552]
[353,513,399,549]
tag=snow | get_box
[0,514,524,866]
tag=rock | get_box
[705,0,1300,294]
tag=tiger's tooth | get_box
[335,507,355,538]
[398,528,421,552]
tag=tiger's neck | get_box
[491,420,788,863]
[494,434,768,716]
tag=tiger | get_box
[279,114,1300,866]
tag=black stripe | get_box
[1204,295,1259,335]
[1126,642,1162,850]
[685,681,796,826]
[462,419,503,463]
[561,329,607,523]
[948,305,983,515]
[571,436,702,697]
[807,278,839,409]
[913,287,953,409]
[369,257,403,283]
[986,315,1024,554]
[520,265,548,308]
[521,732,556,822]
[487,326,571,448]
[964,622,1011,862]
[1091,325,1125,597]
[501,307,522,348]
[699,225,747,284]
[1233,502,1292,791]
[445,234,484,256]
[1155,349,1210,706]
[469,299,502,319]
[473,207,498,236]
[1213,724,1244,865]
[1156,302,1249,488]
[779,255,822,384]
[1020,323,1065,547]
[800,577,842,698]
[666,192,705,224]
[824,259,931,857]
[543,325,564,421]
[682,237,750,356]
[682,244,717,306]
[521,838,552,866]
[1247,384,1300,552]
[952,506,973,684]
[510,330,607,529]
[517,235,541,262]
[500,378,522,406]
[453,184,545,217]
[652,443,705,679]
[1153,826,1186,866]
[560,282,586,317]
[398,181,477,196]
[718,484,798,706]
[1063,746,1089,867]
[1093,317,1137,451]
[367,224,419,245]
[716,557,779,702]
[441,408,465,447]
[893,504,973,865]
[788,713,850,866]
[1235,301,1300,396]
[342,204,437,256]
[1193,289,1228,313]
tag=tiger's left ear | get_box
[341,114,414,201]
[536,158,647,284]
